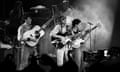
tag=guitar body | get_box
[72,38,84,48]
[51,36,84,49]
[23,25,45,47]
[25,41,38,47]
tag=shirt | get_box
[17,22,31,41]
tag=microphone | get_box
[87,22,93,25]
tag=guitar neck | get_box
[68,32,82,40]
[82,25,98,39]
[42,15,56,29]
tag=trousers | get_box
[17,44,37,70]
[56,45,69,66]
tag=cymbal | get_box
[30,5,46,10]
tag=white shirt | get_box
[17,22,30,41]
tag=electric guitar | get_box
[22,16,56,47]
[70,23,101,48]
[51,23,101,48]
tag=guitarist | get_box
[70,19,100,72]
[17,16,38,70]
[69,19,86,72]
[50,16,71,67]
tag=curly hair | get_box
[72,18,81,27]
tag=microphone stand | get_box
[94,27,97,50]
[88,22,93,51]
[90,24,92,51]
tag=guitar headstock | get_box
[96,22,101,28]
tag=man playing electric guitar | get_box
[50,16,72,67]
[68,19,100,72]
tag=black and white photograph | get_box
[0,0,120,72]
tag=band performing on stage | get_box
[0,0,120,72]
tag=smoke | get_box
[63,0,117,50]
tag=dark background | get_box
[0,0,120,48]
[111,0,120,48]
